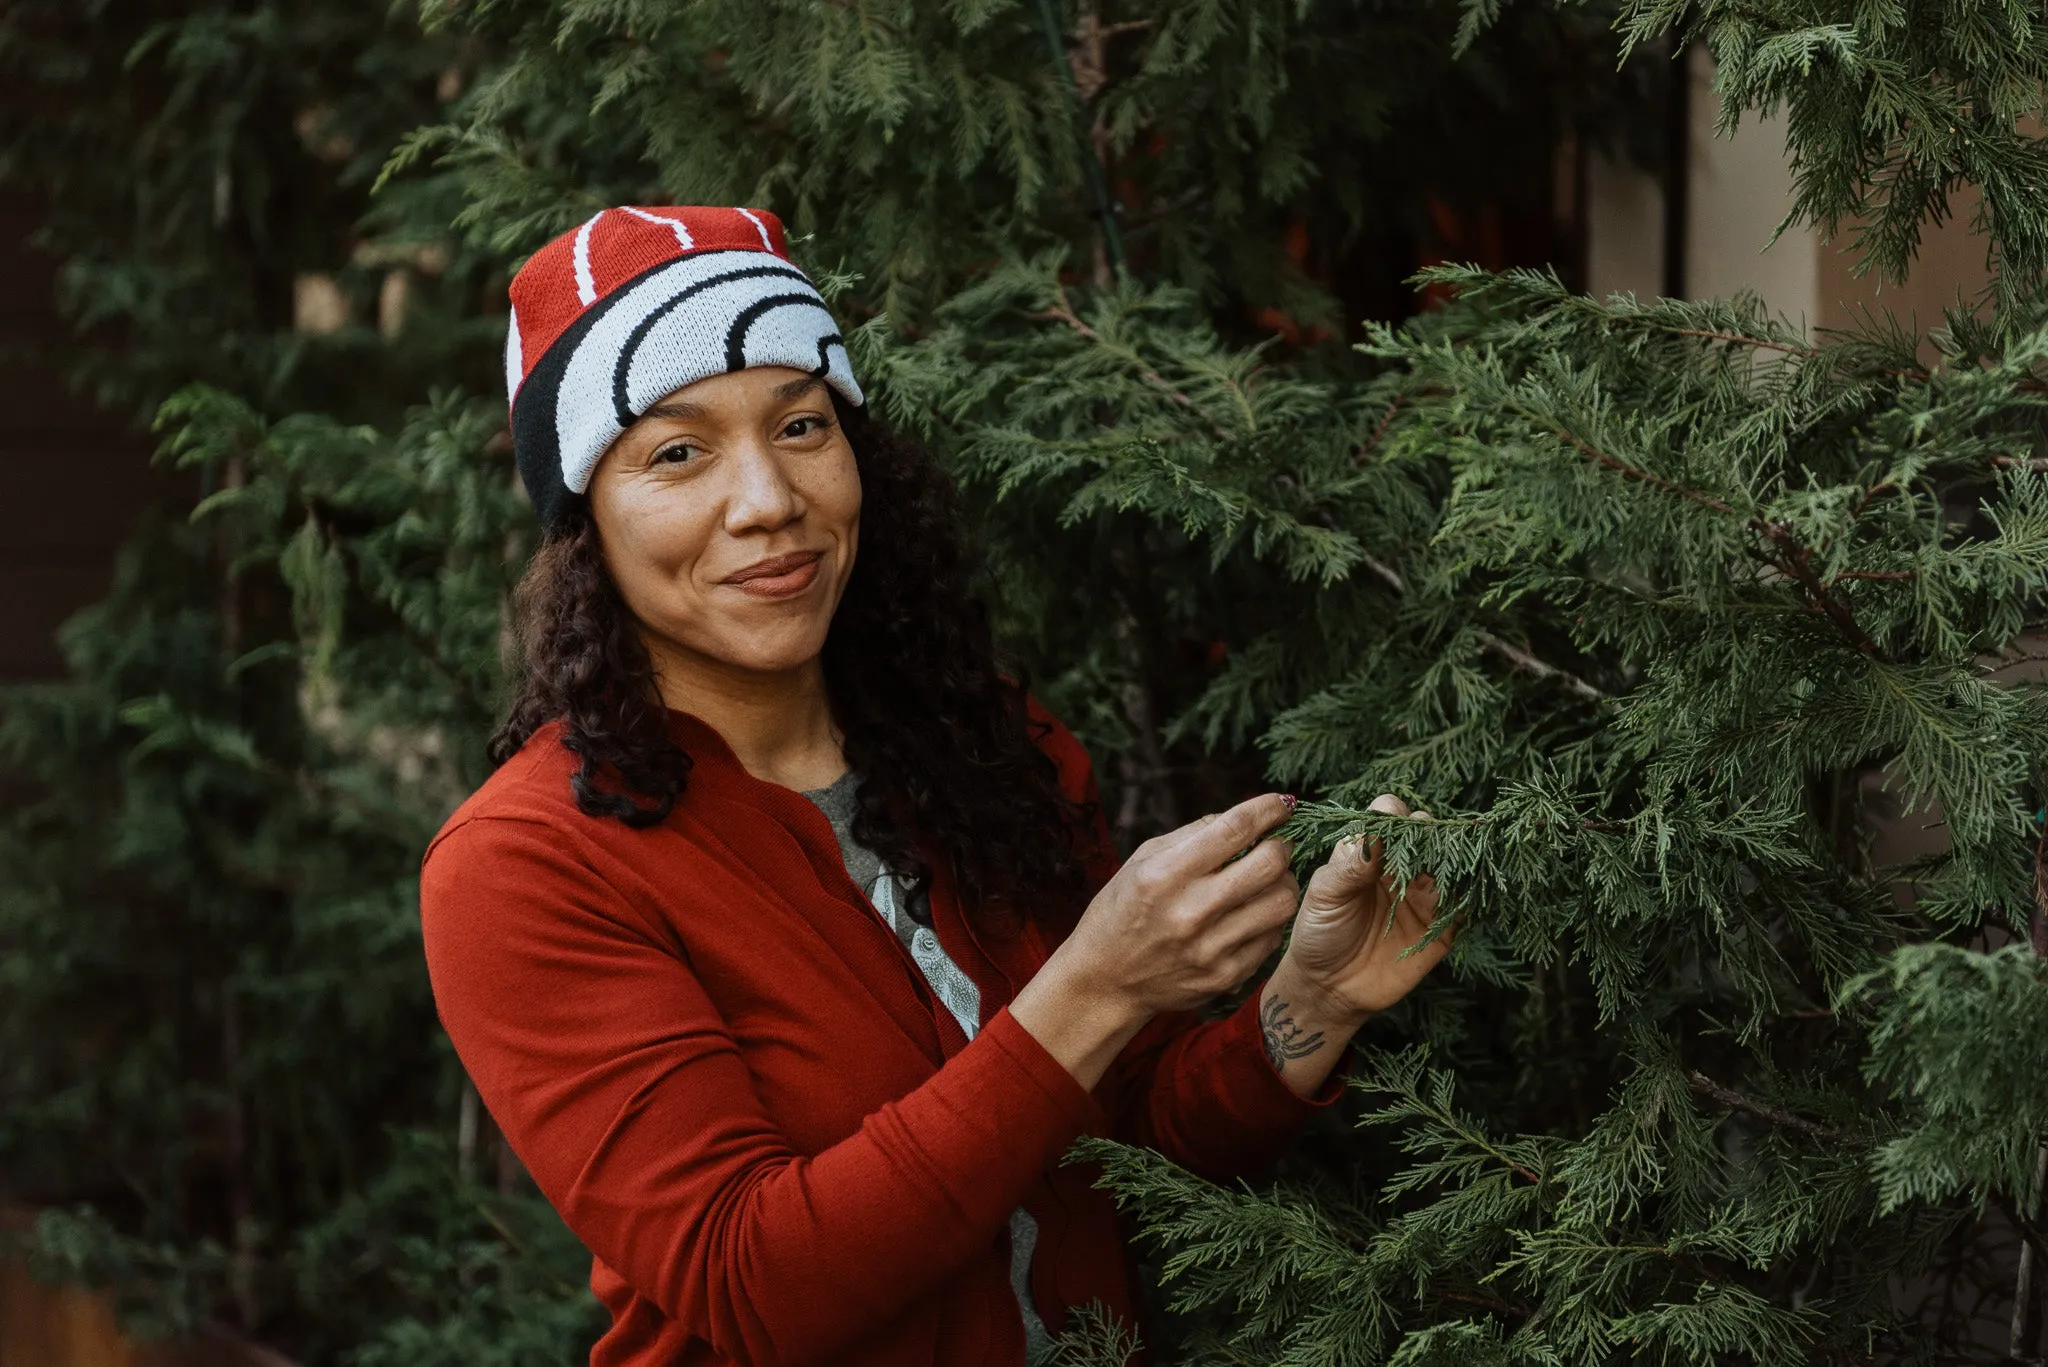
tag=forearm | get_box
[1009,949,1151,1092]
[1257,955,1370,1099]
[537,1010,1097,1367]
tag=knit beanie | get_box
[504,205,864,530]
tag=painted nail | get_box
[1280,794,1298,812]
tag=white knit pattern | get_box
[549,249,862,496]
[736,207,777,252]
[620,205,695,250]
[503,304,524,405]
[571,212,603,305]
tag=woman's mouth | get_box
[723,550,824,599]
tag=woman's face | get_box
[586,366,861,683]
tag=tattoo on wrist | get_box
[1260,995,1326,1073]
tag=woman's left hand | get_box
[1279,793,1454,1021]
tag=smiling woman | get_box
[420,206,1452,1367]
[588,369,864,744]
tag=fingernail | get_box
[1280,794,1298,812]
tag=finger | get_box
[1209,883,1297,967]
[1367,792,1411,818]
[1196,881,1294,959]
[1300,831,1381,911]
[1136,812,1216,860]
[1221,926,1289,993]
[1163,793,1296,873]
[1391,895,1461,958]
[1392,870,1439,919]
[1191,832,1296,916]
[1413,809,1433,822]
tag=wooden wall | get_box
[0,191,181,683]
[0,1208,298,1367]
[0,1260,299,1367]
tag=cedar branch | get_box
[1759,524,1887,658]
[1362,556,1606,701]
[1029,284,1226,435]
[1666,327,1817,358]
[1352,394,1406,466]
[1540,419,1888,658]
[1685,1070,1868,1147]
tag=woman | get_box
[421,205,1451,1367]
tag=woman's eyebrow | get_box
[640,398,710,422]
[639,376,823,424]
[774,375,826,402]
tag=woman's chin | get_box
[673,627,834,681]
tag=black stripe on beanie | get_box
[723,292,838,371]
[512,253,784,532]
[511,252,856,535]
[808,332,846,377]
[610,264,814,426]
[511,254,674,533]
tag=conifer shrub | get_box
[6,0,2047,1363]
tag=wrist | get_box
[1011,946,1150,1092]
[1267,953,1372,1033]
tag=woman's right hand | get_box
[1008,793,1300,1089]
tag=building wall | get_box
[1586,46,1990,326]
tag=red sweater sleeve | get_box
[420,815,1097,1367]
[1027,701,1344,1178]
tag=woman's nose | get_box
[721,440,803,533]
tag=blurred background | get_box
[0,2,2003,1365]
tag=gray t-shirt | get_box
[801,770,1050,1355]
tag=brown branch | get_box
[1545,422,1738,516]
[1760,523,1887,658]
[1667,327,1818,358]
[1476,631,1608,702]
[1664,324,1928,387]
[1831,569,1915,581]
[1362,555,1606,701]
[1849,481,1896,521]
[1543,420,1888,659]
[1363,554,1409,595]
[1028,284,1226,435]
[1352,394,1406,466]
[1685,1070,1868,1147]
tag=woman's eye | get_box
[781,416,829,440]
[652,442,704,466]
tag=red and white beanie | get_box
[504,205,863,529]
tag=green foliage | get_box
[1850,943,2048,1211]
[1617,0,2048,308]
[0,4,580,1359]
[1034,0,2048,1353]
[10,0,2048,1362]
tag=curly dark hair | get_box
[489,396,1092,925]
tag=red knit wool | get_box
[420,707,1341,1367]
[502,205,862,530]
[506,206,791,400]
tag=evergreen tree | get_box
[1013,4,2048,1362]
[383,0,2048,1360]
[38,0,2048,1363]
[0,4,597,1362]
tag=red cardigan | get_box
[419,706,1337,1367]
